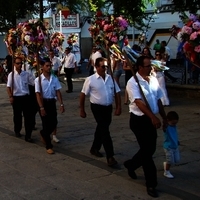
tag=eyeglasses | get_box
[15,62,22,65]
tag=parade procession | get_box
[0,0,200,199]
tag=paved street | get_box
[0,67,200,199]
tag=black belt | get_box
[43,98,56,102]
[91,103,112,107]
[13,94,29,97]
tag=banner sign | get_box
[55,14,79,28]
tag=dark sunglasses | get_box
[101,65,107,69]
[156,54,161,56]
[15,62,22,65]
[143,65,152,68]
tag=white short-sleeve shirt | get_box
[62,53,76,68]
[126,72,163,115]
[81,73,120,106]
[91,51,102,72]
[51,56,62,71]
[35,74,62,99]
[7,69,35,96]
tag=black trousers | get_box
[89,66,94,76]
[128,113,157,188]
[40,99,57,149]
[90,103,114,159]
[29,85,39,129]
[12,95,33,139]
[64,68,74,91]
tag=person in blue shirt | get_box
[163,111,180,178]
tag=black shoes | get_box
[107,157,118,167]
[15,132,22,138]
[172,78,178,83]
[124,160,137,179]
[147,187,158,198]
[25,138,33,143]
[90,149,103,157]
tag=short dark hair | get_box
[167,111,179,121]
[14,57,22,62]
[95,57,106,67]
[65,47,72,51]
[161,41,167,46]
[132,44,141,52]
[40,57,51,66]
[135,56,150,71]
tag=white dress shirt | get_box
[7,69,35,96]
[50,56,62,71]
[126,72,163,116]
[62,52,76,68]
[165,46,171,61]
[23,62,37,78]
[81,73,120,106]
[91,51,102,72]
[35,74,62,99]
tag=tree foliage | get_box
[88,0,158,28]
[172,0,200,14]
[0,0,38,31]
[0,0,89,31]
[0,0,158,31]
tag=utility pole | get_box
[39,0,44,21]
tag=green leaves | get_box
[172,0,200,14]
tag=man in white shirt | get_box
[35,57,65,154]
[91,47,102,73]
[61,47,77,93]
[48,49,62,142]
[49,49,62,76]
[7,57,35,142]
[80,57,121,167]
[125,56,167,198]
[23,52,38,131]
[87,46,96,75]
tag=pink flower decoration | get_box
[103,24,113,32]
[176,14,200,66]
[101,21,106,26]
[190,32,198,40]
[182,26,192,35]
[110,35,118,43]
[194,45,200,53]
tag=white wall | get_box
[81,22,90,38]
[129,11,184,59]
[148,12,182,59]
